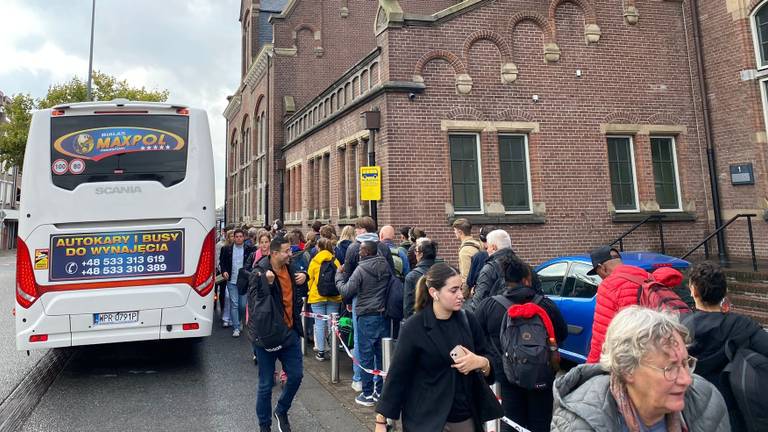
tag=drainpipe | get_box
[690,0,727,265]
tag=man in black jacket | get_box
[465,225,497,291]
[474,255,567,432]
[248,237,308,432]
[403,238,439,319]
[464,229,515,313]
[336,241,392,407]
[342,216,395,281]
[219,228,256,337]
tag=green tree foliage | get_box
[0,94,35,169]
[0,71,168,169]
[38,71,168,108]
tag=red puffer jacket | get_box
[586,265,683,363]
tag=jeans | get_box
[226,282,246,331]
[222,286,231,323]
[351,296,361,382]
[253,332,304,427]
[310,301,340,352]
[357,314,389,396]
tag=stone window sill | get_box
[446,213,546,225]
[610,211,696,223]
[337,217,362,226]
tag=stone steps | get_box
[728,289,768,326]
[730,305,768,327]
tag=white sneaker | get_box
[351,380,362,392]
[232,329,241,338]
[355,392,376,407]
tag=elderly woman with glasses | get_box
[551,306,729,432]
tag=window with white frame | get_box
[752,1,768,69]
[650,136,682,211]
[498,134,532,212]
[253,113,267,222]
[449,134,483,213]
[606,136,639,212]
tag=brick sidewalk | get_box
[301,340,381,432]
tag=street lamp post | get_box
[86,0,96,101]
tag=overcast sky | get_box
[0,0,241,207]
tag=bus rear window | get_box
[50,115,189,190]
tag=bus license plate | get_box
[93,311,139,326]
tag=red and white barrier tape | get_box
[499,416,531,432]
[330,322,388,378]
[300,311,331,321]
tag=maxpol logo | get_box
[54,127,185,161]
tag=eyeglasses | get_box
[641,355,697,382]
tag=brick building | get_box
[224,0,768,264]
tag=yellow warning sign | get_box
[360,166,381,201]
[34,249,49,270]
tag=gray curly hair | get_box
[599,306,690,380]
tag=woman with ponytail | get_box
[374,262,502,431]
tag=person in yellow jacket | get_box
[307,237,343,361]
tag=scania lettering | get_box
[95,186,143,195]
[16,100,215,350]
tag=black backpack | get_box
[723,339,768,432]
[495,294,558,390]
[317,260,339,297]
[246,270,292,350]
[384,275,404,322]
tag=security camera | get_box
[408,92,416,101]
[532,94,539,102]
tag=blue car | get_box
[534,252,690,364]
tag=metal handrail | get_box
[609,214,666,254]
[680,213,758,271]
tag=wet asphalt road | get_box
[0,252,48,403]
[19,301,366,431]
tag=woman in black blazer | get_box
[375,263,498,432]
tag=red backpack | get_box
[616,273,691,314]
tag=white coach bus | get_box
[15,100,215,350]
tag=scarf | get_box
[609,374,688,432]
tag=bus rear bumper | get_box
[16,292,213,350]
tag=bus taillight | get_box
[191,229,215,297]
[16,239,39,309]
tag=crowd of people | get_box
[213,216,764,432]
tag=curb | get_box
[302,353,377,432]
[0,348,73,432]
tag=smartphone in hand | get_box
[449,345,467,363]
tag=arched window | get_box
[229,129,238,171]
[752,2,768,68]
[242,10,251,75]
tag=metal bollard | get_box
[382,337,396,431]
[300,297,308,356]
[382,337,394,373]
[330,312,339,383]
[485,382,501,432]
